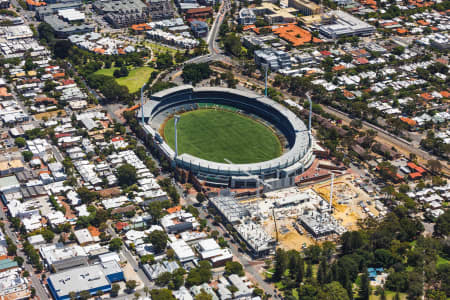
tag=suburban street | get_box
[106,222,154,289]
[0,206,49,300]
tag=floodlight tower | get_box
[263,64,269,97]
[329,173,334,212]
[306,92,312,146]
[140,83,147,124]
[174,115,180,157]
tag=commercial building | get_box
[288,0,320,16]
[254,48,292,71]
[93,0,149,28]
[142,260,181,280]
[47,264,123,300]
[36,0,83,19]
[170,239,196,262]
[238,8,256,25]
[0,265,30,299]
[252,3,297,24]
[58,8,85,21]
[190,20,208,38]
[0,0,10,9]
[319,10,375,38]
[185,7,213,19]
[43,15,95,38]
[148,0,174,20]
[40,244,89,272]
[196,239,233,267]
[161,210,198,233]
[0,159,24,176]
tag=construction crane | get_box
[272,207,279,243]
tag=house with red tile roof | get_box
[420,92,434,101]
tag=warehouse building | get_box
[47,263,124,300]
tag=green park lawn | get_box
[163,109,282,164]
[94,66,154,93]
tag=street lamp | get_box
[140,83,147,124]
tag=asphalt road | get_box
[106,223,154,289]
[0,207,49,300]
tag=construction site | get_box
[260,175,379,250]
[222,173,381,251]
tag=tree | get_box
[13,256,24,266]
[21,151,33,162]
[273,248,288,281]
[76,187,99,205]
[79,290,91,300]
[186,261,212,287]
[117,163,137,186]
[109,238,123,252]
[225,261,244,276]
[114,66,129,78]
[156,52,174,69]
[69,292,77,300]
[149,230,167,253]
[319,281,350,300]
[428,159,442,173]
[359,271,370,300]
[143,287,150,296]
[155,272,172,286]
[111,283,120,297]
[223,34,242,57]
[392,46,405,56]
[41,229,55,243]
[14,137,26,148]
[196,192,206,203]
[407,272,423,300]
[195,290,213,300]
[125,280,137,292]
[434,210,450,237]
[150,288,176,300]
[182,63,212,85]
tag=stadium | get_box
[140,85,315,188]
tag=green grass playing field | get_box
[94,66,155,93]
[164,109,282,164]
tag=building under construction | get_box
[298,210,345,238]
[209,190,275,257]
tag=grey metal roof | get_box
[48,265,110,296]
